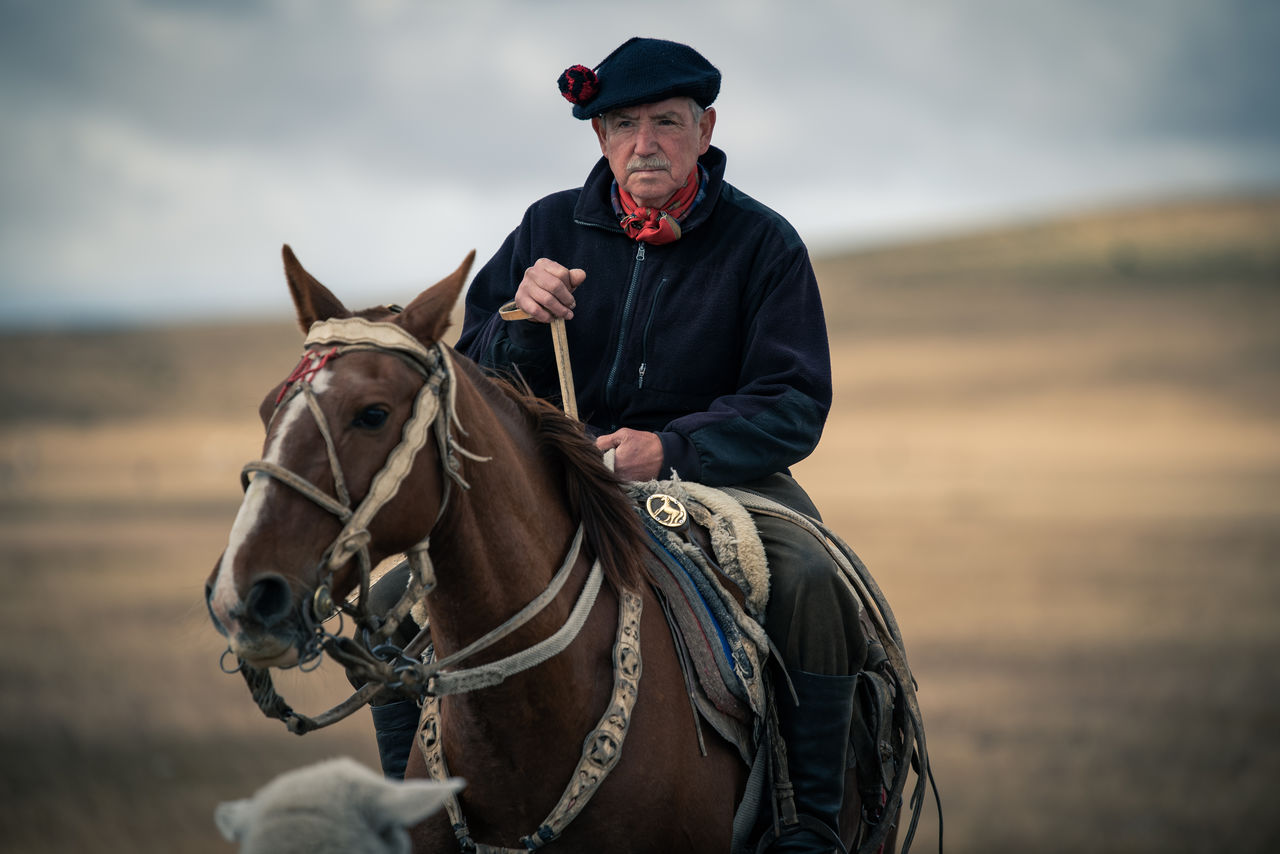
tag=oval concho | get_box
[645,493,688,529]
[312,585,337,622]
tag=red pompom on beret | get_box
[558,64,600,105]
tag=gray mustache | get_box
[627,156,671,172]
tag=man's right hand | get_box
[514,258,586,323]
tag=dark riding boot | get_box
[371,699,420,779]
[769,670,860,853]
[353,563,422,779]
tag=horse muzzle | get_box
[206,573,306,669]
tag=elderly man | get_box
[372,38,868,852]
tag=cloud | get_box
[1,0,1277,326]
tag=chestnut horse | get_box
[206,249,910,853]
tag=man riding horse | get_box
[367,37,870,853]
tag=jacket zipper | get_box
[604,242,646,423]
[637,276,670,389]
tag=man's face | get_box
[592,97,716,209]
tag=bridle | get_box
[222,316,474,731]
[224,316,648,850]
[242,316,474,653]
[225,316,601,734]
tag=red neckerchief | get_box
[616,168,700,245]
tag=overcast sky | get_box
[2,0,1277,327]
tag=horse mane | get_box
[477,371,649,594]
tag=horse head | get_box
[205,246,474,669]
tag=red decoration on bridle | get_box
[276,347,339,404]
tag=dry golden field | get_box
[1,195,1277,852]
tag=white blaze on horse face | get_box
[210,372,333,631]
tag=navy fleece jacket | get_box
[455,146,831,487]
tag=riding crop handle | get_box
[498,300,579,421]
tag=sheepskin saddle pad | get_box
[625,476,772,762]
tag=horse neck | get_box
[421,363,587,664]
[414,362,639,839]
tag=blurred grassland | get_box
[1,194,1277,853]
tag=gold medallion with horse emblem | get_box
[645,493,688,528]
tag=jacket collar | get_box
[574,145,727,234]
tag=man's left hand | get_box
[595,428,663,482]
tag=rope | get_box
[239,460,351,520]
[302,384,352,507]
[235,526,594,736]
[430,559,602,696]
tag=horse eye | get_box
[351,406,389,430]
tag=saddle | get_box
[625,476,933,854]
[326,470,932,854]
[627,477,772,763]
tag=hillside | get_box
[3,194,1277,428]
[1,195,1278,853]
[818,194,1280,290]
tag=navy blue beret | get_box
[558,37,721,120]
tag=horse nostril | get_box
[244,574,294,628]
[204,581,226,635]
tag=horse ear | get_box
[283,244,351,333]
[398,250,476,343]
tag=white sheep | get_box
[215,757,462,854]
